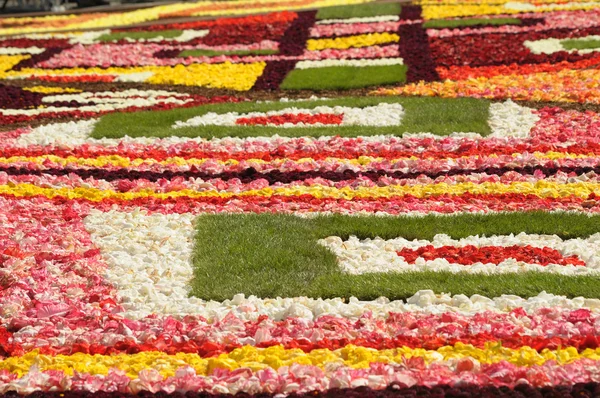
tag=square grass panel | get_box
[92,96,491,139]
[97,29,183,42]
[423,17,521,29]
[280,64,407,91]
[316,2,401,19]
[190,212,600,301]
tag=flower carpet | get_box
[2,0,600,397]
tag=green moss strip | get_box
[424,17,522,29]
[191,212,600,301]
[280,64,407,90]
[91,96,491,139]
[179,48,279,57]
[316,2,401,20]
[97,30,183,42]
[561,38,600,50]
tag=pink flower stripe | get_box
[4,153,600,182]
[180,40,279,52]
[2,191,598,215]
[302,44,400,60]
[6,135,600,162]
[38,42,398,68]
[1,196,599,360]
[1,149,598,169]
[7,304,600,356]
[426,10,600,38]
[11,106,600,161]
[2,168,600,194]
[0,198,118,330]
[0,359,600,395]
[310,21,401,38]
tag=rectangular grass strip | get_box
[91,96,491,139]
[179,48,279,57]
[400,95,490,135]
[97,30,183,42]
[561,38,600,50]
[423,17,522,29]
[191,212,600,301]
[279,64,407,90]
[316,2,401,20]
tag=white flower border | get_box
[295,57,404,69]
[2,89,194,117]
[1,29,209,45]
[172,102,405,129]
[319,233,600,275]
[525,35,600,55]
[13,100,538,147]
[315,15,400,25]
[0,47,45,55]
[84,209,600,321]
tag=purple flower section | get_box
[3,164,600,184]
[13,47,70,71]
[254,11,316,90]
[253,60,297,90]
[279,11,316,56]
[0,85,44,109]
[153,49,181,59]
[6,383,600,397]
[398,5,440,83]
[430,26,600,68]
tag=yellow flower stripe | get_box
[22,86,82,94]
[2,344,600,379]
[375,69,600,105]
[0,0,375,36]
[420,2,600,19]
[418,0,595,4]
[0,152,593,170]
[189,0,374,17]
[306,32,399,51]
[0,55,30,74]
[0,180,599,202]
[3,62,266,91]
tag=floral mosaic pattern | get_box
[1,0,600,397]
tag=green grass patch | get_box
[561,38,600,51]
[179,48,279,57]
[424,17,522,29]
[400,95,490,135]
[316,2,401,20]
[92,96,490,139]
[190,212,600,301]
[280,64,407,90]
[97,30,183,42]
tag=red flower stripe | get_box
[120,11,298,32]
[430,26,600,68]
[235,113,344,126]
[437,56,600,80]
[4,308,600,357]
[4,305,600,355]
[1,192,597,215]
[9,332,600,357]
[7,139,600,162]
[397,245,586,267]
